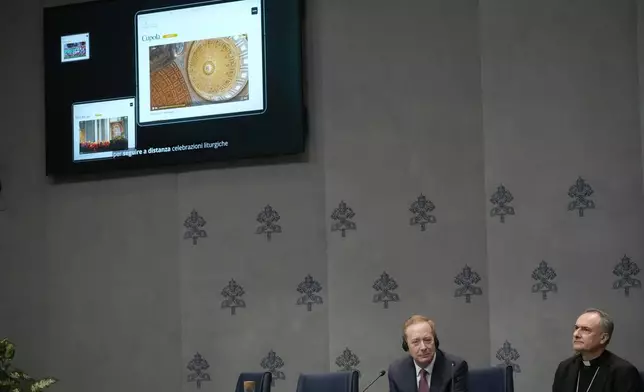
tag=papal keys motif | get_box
[331,200,356,238]
[567,176,595,217]
[186,353,211,389]
[489,184,515,223]
[496,341,521,373]
[256,205,282,241]
[531,260,557,300]
[184,209,207,245]
[409,193,437,231]
[296,274,323,311]
[260,350,285,386]
[612,254,641,297]
[372,271,400,309]
[454,265,483,303]
[221,279,246,315]
[335,347,360,375]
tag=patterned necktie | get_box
[419,369,429,392]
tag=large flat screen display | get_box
[43,0,305,177]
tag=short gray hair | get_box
[583,308,614,344]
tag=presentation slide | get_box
[61,33,90,62]
[135,0,265,126]
[72,98,137,162]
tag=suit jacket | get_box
[552,350,644,392]
[388,350,469,392]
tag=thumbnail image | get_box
[64,41,87,61]
[79,117,130,154]
[148,35,249,111]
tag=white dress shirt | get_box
[414,354,437,389]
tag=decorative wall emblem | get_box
[531,260,557,300]
[186,352,211,389]
[490,184,515,223]
[260,350,285,386]
[256,205,282,241]
[409,193,436,231]
[296,274,323,311]
[221,279,246,315]
[331,200,356,237]
[372,271,400,309]
[567,177,595,217]
[184,209,207,245]
[496,341,521,373]
[335,347,360,375]
[612,254,641,297]
[454,265,483,303]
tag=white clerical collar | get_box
[581,351,604,367]
[414,353,437,376]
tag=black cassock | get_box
[552,350,643,392]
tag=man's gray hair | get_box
[584,308,614,344]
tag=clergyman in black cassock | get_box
[552,350,643,392]
[552,308,643,392]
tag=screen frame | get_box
[134,0,268,128]
[42,0,307,179]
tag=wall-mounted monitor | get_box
[43,0,306,178]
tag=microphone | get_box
[362,370,386,392]
[451,362,455,392]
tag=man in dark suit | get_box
[552,308,643,392]
[388,315,469,392]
